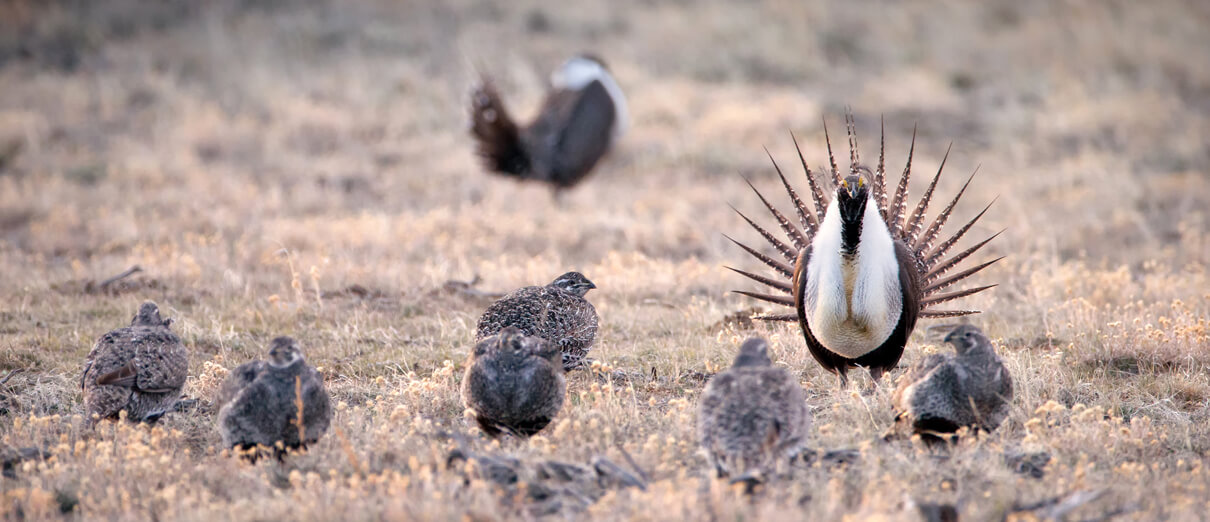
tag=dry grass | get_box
[1,0,1209,519]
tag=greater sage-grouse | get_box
[729,114,1001,385]
[217,337,331,457]
[462,326,566,437]
[697,337,811,479]
[81,302,188,424]
[476,271,599,370]
[469,54,627,190]
[891,324,1013,441]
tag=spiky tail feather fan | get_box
[730,113,1001,323]
[469,77,531,176]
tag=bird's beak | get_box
[848,179,862,199]
[586,281,597,290]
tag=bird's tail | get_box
[469,76,531,176]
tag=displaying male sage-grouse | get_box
[891,324,1013,441]
[462,326,566,437]
[81,302,188,425]
[728,114,1001,385]
[217,337,331,457]
[697,338,811,480]
[476,272,598,370]
[469,54,627,190]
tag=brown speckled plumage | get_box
[476,272,598,370]
[892,325,1013,440]
[697,338,811,478]
[81,302,188,425]
[462,326,566,437]
[217,337,331,456]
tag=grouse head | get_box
[944,324,988,355]
[549,272,596,297]
[268,336,304,368]
[131,302,170,328]
[732,337,773,368]
[498,326,527,354]
[836,170,871,226]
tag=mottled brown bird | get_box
[697,337,811,479]
[729,113,1001,385]
[469,54,627,191]
[217,337,331,457]
[476,272,598,370]
[892,325,1013,441]
[462,326,566,437]
[81,302,188,425]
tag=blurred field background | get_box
[1,0,1208,519]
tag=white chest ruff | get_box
[803,198,904,358]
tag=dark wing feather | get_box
[94,362,138,388]
[469,76,530,176]
[547,81,615,187]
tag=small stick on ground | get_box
[98,265,143,292]
[0,369,23,386]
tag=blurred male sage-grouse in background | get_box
[462,326,567,437]
[728,113,1001,386]
[697,338,811,483]
[81,302,188,425]
[476,271,599,370]
[217,337,331,459]
[891,324,1013,442]
[469,54,627,190]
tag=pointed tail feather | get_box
[915,168,978,253]
[754,313,798,322]
[743,177,808,251]
[765,146,817,236]
[732,290,795,307]
[791,131,830,219]
[822,118,841,186]
[729,205,799,263]
[920,284,996,309]
[920,309,982,319]
[845,110,860,174]
[925,230,1004,282]
[469,77,530,176]
[924,256,1004,294]
[924,198,996,270]
[888,125,917,236]
[723,234,794,278]
[873,116,888,220]
[725,266,792,294]
[905,143,951,247]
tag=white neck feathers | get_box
[803,193,903,358]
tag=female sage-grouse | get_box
[81,302,188,425]
[891,324,1013,441]
[469,54,627,190]
[476,271,598,370]
[217,337,331,457]
[462,326,566,437]
[729,114,1001,385]
[697,337,811,479]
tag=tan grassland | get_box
[1,0,1209,519]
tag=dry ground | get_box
[1,0,1209,519]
